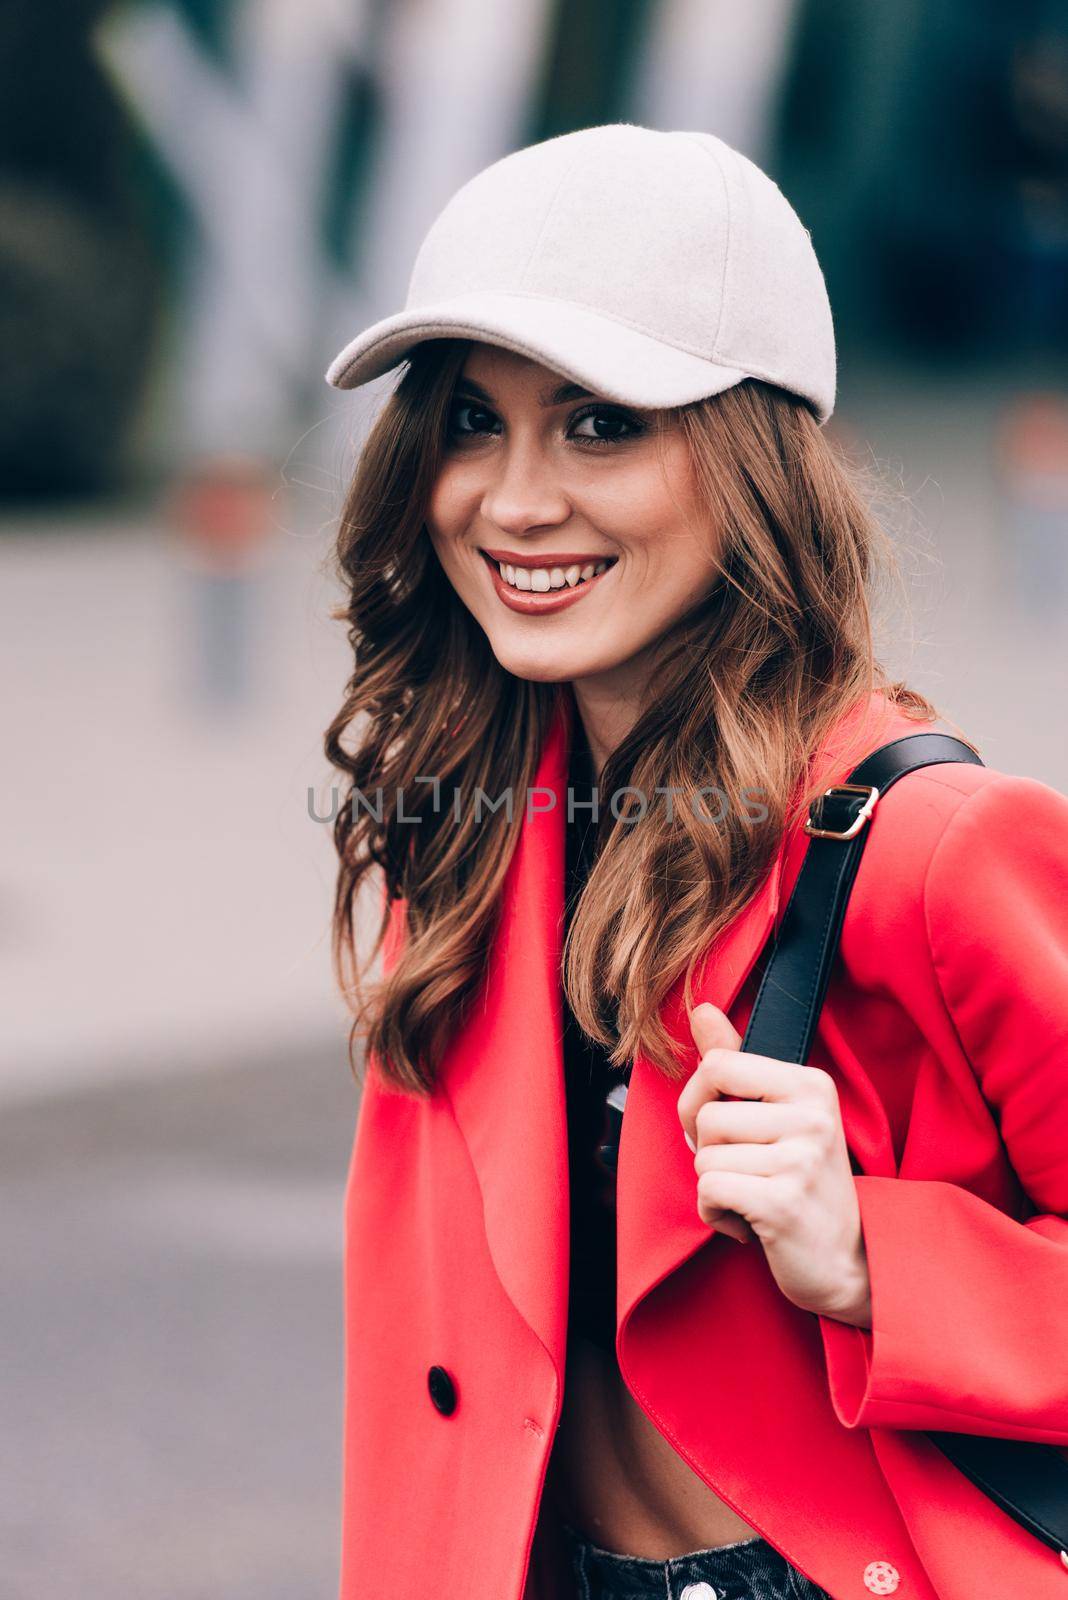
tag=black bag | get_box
[739,731,1068,1567]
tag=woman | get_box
[322,126,1068,1600]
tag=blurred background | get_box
[3,0,1067,1595]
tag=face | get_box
[424,345,722,720]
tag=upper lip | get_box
[480,547,618,569]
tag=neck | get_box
[568,664,650,778]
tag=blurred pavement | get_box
[0,1043,356,1600]
[2,476,355,1103]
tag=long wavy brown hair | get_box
[324,337,948,1095]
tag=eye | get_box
[569,405,646,447]
[445,399,499,442]
[443,397,646,448]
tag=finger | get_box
[693,1098,798,1147]
[694,1140,785,1177]
[678,1004,745,1152]
[696,1169,769,1229]
[677,1046,784,1152]
[703,1207,756,1244]
[689,1001,742,1058]
[688,1048,815,1124]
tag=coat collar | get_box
[438,685,917,1375]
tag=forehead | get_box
[460,344,557,382]
[457,344,594,405]
[449,342,676,435]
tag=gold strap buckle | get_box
[803,782,880,841]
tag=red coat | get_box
[338,687,1068,1600]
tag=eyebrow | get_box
[453,375,597,408]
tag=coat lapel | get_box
[440,689,573,1372]
[441,685,917,1369]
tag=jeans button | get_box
[680,1585,719,1600]
[862,1562,900,1594]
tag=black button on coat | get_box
[427,1365,457,1415]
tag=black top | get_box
[562,730,629,1354]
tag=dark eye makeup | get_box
[444,397,647,449]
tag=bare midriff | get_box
[543,1329,760,1559]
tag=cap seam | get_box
[518,144,595,291]
[672,132,735,363]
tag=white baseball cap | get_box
[325,122,836,425]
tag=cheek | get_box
[591,441,702,544]
[588,461,672,531]
[627,453,719,596]
[425,469,475,578]
[616,516,720,634]
[425,468,462,539]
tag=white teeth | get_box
[493,557,613,593]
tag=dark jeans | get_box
[560,1522,833,1600]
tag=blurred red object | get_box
[167,454,276,573]
[996,391,1068,496]
[995,390,1068,608]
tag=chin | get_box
[488,643,587,684]
[495,656,574,685]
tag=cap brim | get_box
[324,290,755,412]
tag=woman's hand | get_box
[676,1002,872,1328]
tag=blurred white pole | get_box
[631,0,802,164]
[94,0,365,460]
[326,0,553,368]
[175,0,367,460]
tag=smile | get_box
[479,547,619,616]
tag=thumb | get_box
[685,1003,756,1246]
[689,1001,743,1058]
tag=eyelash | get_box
[445,400,646,449]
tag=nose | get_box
[480,434,571,540]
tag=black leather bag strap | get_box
[740,732,984,1065]
[925,1433,1068,1562]
[741,730,1068,1565]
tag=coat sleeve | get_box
[817,772,1068,1441]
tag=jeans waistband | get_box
[560,1521,825,1600]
